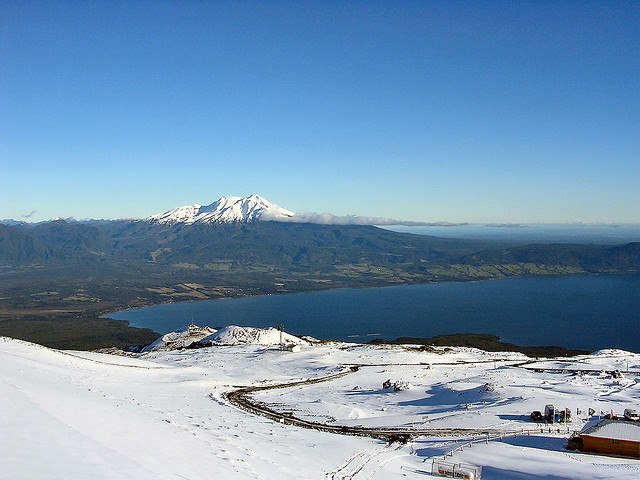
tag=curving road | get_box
[222,361,542,441]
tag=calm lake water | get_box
[109,274,640,353]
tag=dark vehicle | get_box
[530,411,543,422]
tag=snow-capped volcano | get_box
[147,194,295,225]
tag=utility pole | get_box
[278,324,284,348]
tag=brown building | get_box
[579,419,640,458]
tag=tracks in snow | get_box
[324,442,404,480]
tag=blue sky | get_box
[1,1,638,223]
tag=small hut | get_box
[281,343,301,352]
[578,419,640,458]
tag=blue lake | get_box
[109,274,640,353]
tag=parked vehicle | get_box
[530,410,543,422]
[624,408,639,421]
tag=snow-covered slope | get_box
[147,194,295,224]
[3,335,640,479]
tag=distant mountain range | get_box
[0,192,638,303]
[1,214,638,273]
[0,194,638,272]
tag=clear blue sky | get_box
[1,1,638,223]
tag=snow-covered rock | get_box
[147,194,294,225]
[382,379,412,392]
[198,325,308,347]
[143,324,218,352]
[143,324,309,351]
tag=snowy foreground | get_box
[2,327,640,480]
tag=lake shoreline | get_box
[108,273,640,354]
[104,270,637,318]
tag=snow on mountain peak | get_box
[147,194,295,225]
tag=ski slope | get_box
[2,333,639,479]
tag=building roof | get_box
[580,419,640,443]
